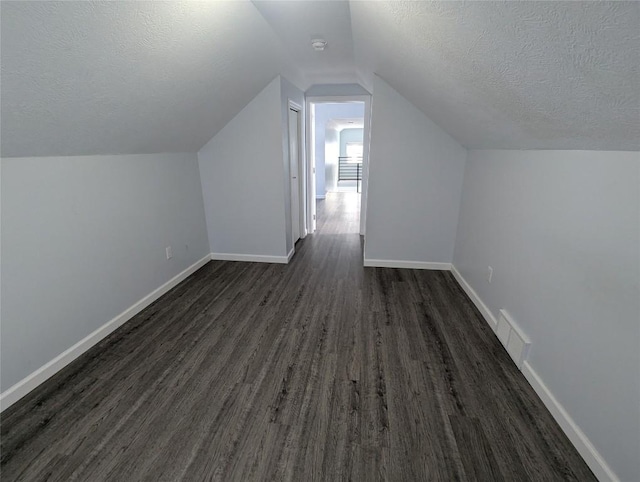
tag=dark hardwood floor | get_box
[1,192,595,481]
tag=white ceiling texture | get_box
[350,1,640,151]
[0,1,303,157]
[2,1,638,157]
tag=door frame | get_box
[305,95,372,236]
[287,100,305,248]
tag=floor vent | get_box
[497,309,530,370]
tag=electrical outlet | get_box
[487,266,493,283]
[166,246,172,260]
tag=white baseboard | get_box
[0,254,212,412]
[450,265,498,331]
[450,264,617,482]
[210,252,290,264]
[363,259,451,270]
[286,247,295,262]
[522,362,618,482]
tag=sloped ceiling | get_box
[350,1,640,150]
[2,0,639,157]
[0,1,302,157]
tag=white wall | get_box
[453,149,640,482]
[324,126,340,193]
[306,83,370,97]
[198,77,289,259]
[364,76,467,265]
[1,153,209,392]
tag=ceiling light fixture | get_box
[311,39,327,51]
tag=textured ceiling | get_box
[351,1,640,150]
[0,1,302,157]
[252,0,359,86]
[2,1,639,157]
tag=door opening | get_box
[305,96,372,236]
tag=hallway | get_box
[315,191,360,235]
[1,193,594,481]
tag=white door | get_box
[289,108,301,243]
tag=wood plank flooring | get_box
[1,192,595,481]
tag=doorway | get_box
[305,96,372,236]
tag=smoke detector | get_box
[311,39,327,51]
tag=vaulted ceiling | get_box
[350,1,640,151]
[0,1,303,157]
[2,1,638,157]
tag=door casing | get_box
[304,95,372,236]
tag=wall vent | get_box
[497,309,530,370]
